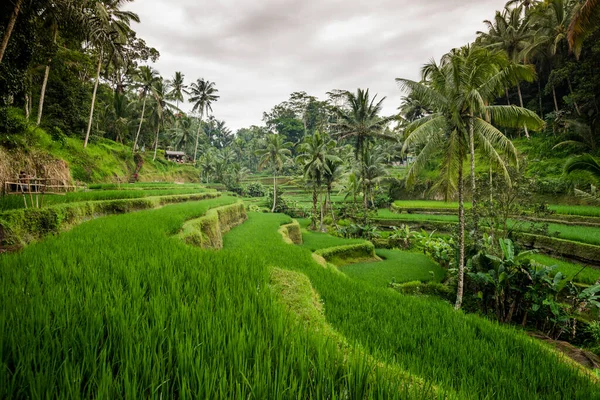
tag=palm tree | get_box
[297,131,340,230]
[84,0,139,148]
[256,134,293,213]
[335,89,397,208]
[396,47,543,310]
[362,146,388,208]
[477,5,536,137]
[132,66,160,153]
[568,0,600,58]
[167,71,188,108]
[149,78,176,160]
[108,91,130,143]
[564,154,600,203]
[189,78,219,163]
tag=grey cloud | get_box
[128,0,507,130]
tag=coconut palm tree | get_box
[84,0,139,148]
[167,71,188,108]
[396,47,543,310]
[335,89,397,209]
[297,131,340,230]
[132,66,160,153]
[568,0,599,58]
[149,78,177,160]
[477,5,536,137]
[189,78,219,163]
[256,134,293,213]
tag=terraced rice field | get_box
[1,196,598,398]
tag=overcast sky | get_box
[127,0,507,131]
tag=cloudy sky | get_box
[127,0,507,131]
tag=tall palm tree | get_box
[167,71,188,109]
[149,78,176,160]
[84,0,139,148]
[323,156,344,225]
[568,0,600,58]
[297,131,340,230]
[477,5,536,137]
[132,66,160,153]
[256,134,293,213]
[189,78,219,163]
[396,47,543,310]
[335,89,397,208]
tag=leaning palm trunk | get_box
[84,49,103,148]
[455,163,466,310]
[132,95,147,153]
[552,85,559,113]
[271,172,277,213]
[516,82,530,139]
[0,0,24,64]
[152,122,160,161]
[469,116,478,238]
[319,188,325,232]
[193,119,202,164]
[37,26,58,126]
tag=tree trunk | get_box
[469,115,478,238]
[537,78,543,119]
[36,26,58,126]
[193,116,202,164]
[24,92,30,120]
[566,76,581,116]
[271,173,277,213]
[505,87,511,105]
[552,84,559,113]
[455,163,466,310]
[152,121,160,161]
[84,49,103,148]
[132,95,147,153]
[311,183,317,230]
[328,184,336,226]
[319,188,325,232]
[516,82,530,139]
[0,0,24,64]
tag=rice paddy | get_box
[1,194,599,398]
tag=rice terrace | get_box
[2,0,600,398]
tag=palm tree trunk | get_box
[469,115,478,238]
[311,183,317,230]
[84,49,103,148]
[505,87,511,105]
[24,92,30,120]
[193,117,202,164]
[152,121,160,161]
[455,163,466,310]
[271,173,277,213]
[132,95,147,153]
[319,187,325,232]
[0,0,23,64]
[516,82,530,139]
[537,78,543,118]
[552,84,559,113]
[328,184,336,226]
[36,25,58,126]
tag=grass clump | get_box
[315,243,378,266]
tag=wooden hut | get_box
[165,150,187,163]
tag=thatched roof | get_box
[165,151,186,157]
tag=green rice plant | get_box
[301,229,368,251]
[314,243,377,266]
[1,201,599,399]
[0,198,434,399]
[340,249,445,288]
[225,213,600,399]
[0,187,212,211]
